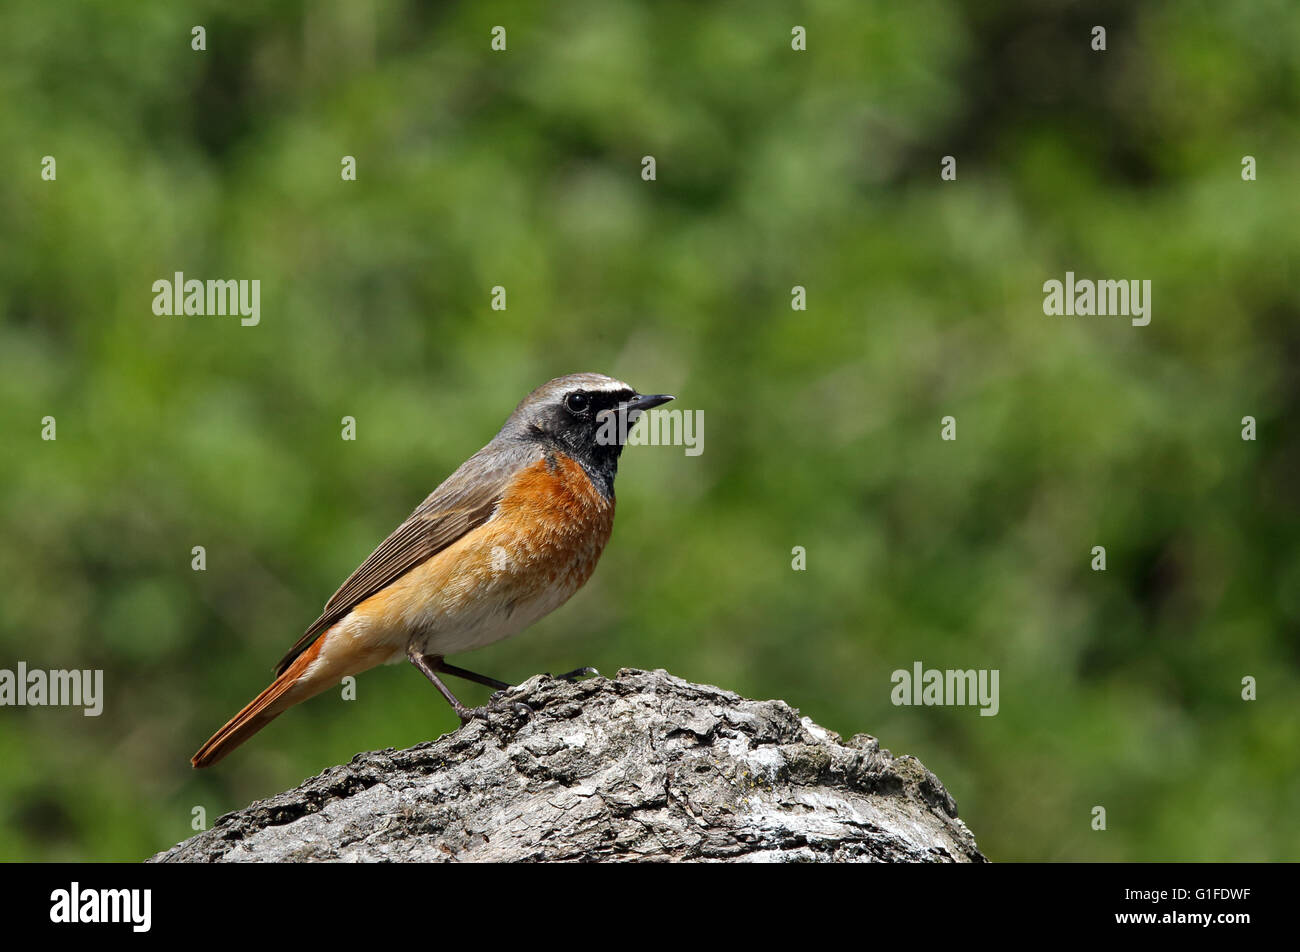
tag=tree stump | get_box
[151,669,985,862]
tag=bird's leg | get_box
[407,648,479,722]
[434,660,511,691]
[435,661,533,716]
[439,659,600,686]
[407,646,531,722]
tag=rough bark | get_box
[151,668,985,863]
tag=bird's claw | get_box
[551,666,600,682]
[458,696,533,724]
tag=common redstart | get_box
[192,373,673,767]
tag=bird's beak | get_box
[595,393,675,440]
[618,392,674,426]
[626,393,675,413]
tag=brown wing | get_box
[273,444,534,675]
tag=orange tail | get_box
[191,638,329,768]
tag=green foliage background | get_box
[1,1,1297,861]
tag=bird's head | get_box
[502,372,674,490]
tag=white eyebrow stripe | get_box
[581,379,634,393]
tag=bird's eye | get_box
[564,391,590,414]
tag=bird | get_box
[191,373,673,767]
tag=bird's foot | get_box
[550,666,600,683]
[458,696,533,725]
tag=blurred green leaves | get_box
[1,0,1297,861]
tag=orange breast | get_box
[483,452,616,594]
